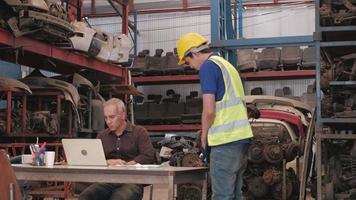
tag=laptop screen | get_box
[62,139,107,166]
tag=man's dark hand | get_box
[247,104,260,119]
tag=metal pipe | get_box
[238,0,243,38]
[133,10,138,56]
[107,0,136,32]
[91,0,96,15]
[86,1,313,17]
[6,91,11,134]
[234,0,237,38]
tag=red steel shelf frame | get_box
[240,70,316,80]
[132,74,199,85]
[0,29,126,78]
[143,124,201,132]
[132,70,316,84]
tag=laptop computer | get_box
[62,139,107,166]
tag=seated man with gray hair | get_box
[79,98,155,200]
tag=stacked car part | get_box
[244,96,313,200]
[313,1,356,199]
[0,72,105,138]
[236,46,316,72]
[131,48,196,76]
[0,1,132,64]
[133,90,202,125]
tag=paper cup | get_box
[44,151,55,166]
[21,154,33,164]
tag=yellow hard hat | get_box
[176,33,208,65]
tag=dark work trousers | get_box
[79,183,143,200]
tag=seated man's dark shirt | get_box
[97,121,155,164]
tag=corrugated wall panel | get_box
[87,5,314,54]
[87,5,315,100]
[88,17,123,34]
[136,11,210,54]
[243,5,315,38]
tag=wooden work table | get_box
[12,164,208,200]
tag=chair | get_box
[237,48,257,72]
[257,47,281,70]
[280,46,302,70]
[301,47,316,69]
[0,150,22,200]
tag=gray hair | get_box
[103,98,126,113]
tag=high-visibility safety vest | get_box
[207,55,253,146]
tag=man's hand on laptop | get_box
[107,159,126,166]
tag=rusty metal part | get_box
[30,111,58,134]
[246,176,269,198]
[2,0,73,45]
[180,153,200,167]
[248,143,264,164]
[262,168,282,186]
[284,142,299,162]
[48,3,67,20]
[263,144,284,164]
[0,77,32,94]
[320,0,356,25]
[178,183,202,200]
[271,179,293,200]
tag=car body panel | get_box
[69,21,96,53]
[20,76,80,108]
[3,0,48,11]
[109,34,132,63]
[255,104,310,126]
[250,118,298,142]
[0,77,32,94]
[245,95,313,114]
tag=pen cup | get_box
[32,151,45,166]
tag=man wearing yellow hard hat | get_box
[177,32,253,200]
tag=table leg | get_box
[168,175,174,200]
[201,172,208,200]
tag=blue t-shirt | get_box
[199,57,250,145]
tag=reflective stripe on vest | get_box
[207,56,253,145]
[208,119,250,134]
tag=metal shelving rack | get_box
[210,1,317,200]
[0,29,127,80]
[0,9,130,141]
[131,70,316,132]
[210,0,315,65]
[130,0,317,133]
[314,0,356,199]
